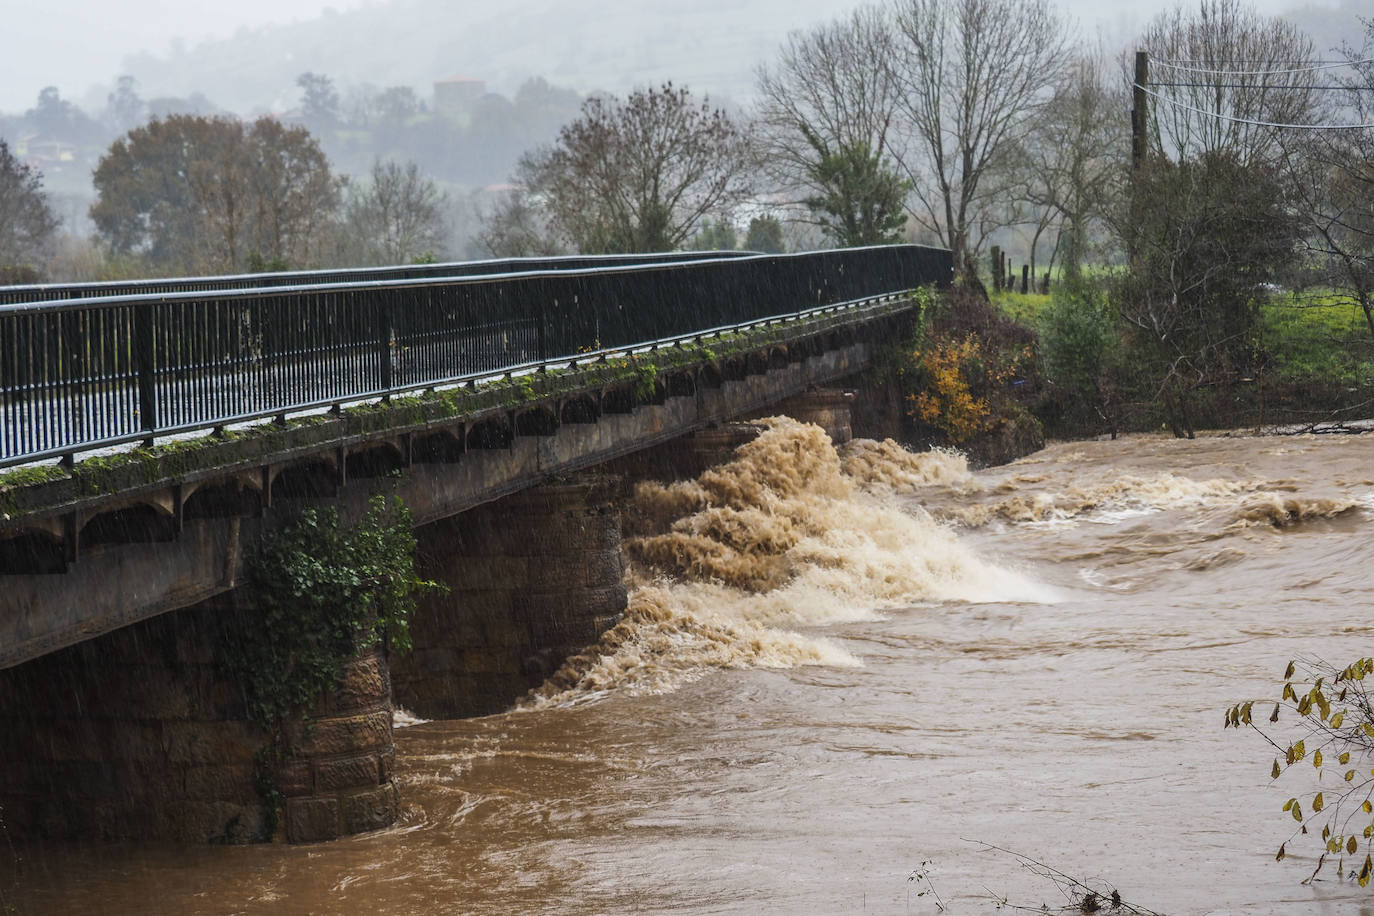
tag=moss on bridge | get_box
[0,298,913,527]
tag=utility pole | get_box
[1131,50,1149,170]
[1129,50,1149,269]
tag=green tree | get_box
[24,86,101,144]
[374,86,423,129]
[90,115,340,274]
[1111,151,1302,437]
[801,131,909,247]
[744,215,785,253]
[0,139,59,275]
[296,72,340,129]
[690,217,737,251]
[755,8,904,248]
[106,75,146,133]
[1036,275,1121,435]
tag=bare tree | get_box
[245,117,340,269]
[1280,27,1374,339]
[509,83,753,254]
[344,159,449,265]
[1138,0,1323,168]
[755,7,908,244]
[890,0,1071,277]
[1009,49,1130,278]
[477,188,566,258]
[0,139,59,275]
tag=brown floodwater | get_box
[5,420,1374,914]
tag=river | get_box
[4,419,1373,914]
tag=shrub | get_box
[1036,274,1122,436]
[900,288,1039,446]
[1227,656,1374,885]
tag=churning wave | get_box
[524,417,1050,707]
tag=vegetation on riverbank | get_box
[870,275,1374,465]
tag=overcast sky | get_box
[0,0,1338,114]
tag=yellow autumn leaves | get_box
[1227,657,1374,886]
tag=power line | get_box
[1149,57,1374,77]
[1137,83,1374,130]
[1152,82,1373,91]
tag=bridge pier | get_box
[0,593,398,844]
[273,643,398,843]
[768,387,856,444]
[0,478,628,844]
[391,478,628,719]
[0,598,265,842]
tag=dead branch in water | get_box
[970,841,1166,915]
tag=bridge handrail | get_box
[0,245,952,469]
[0,250,757,306]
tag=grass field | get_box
[1260,292,1374,386]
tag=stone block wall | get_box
[0,598,265,843]
[767,388,856,443]
[392,479,628,719]
[0,598,398,844]
[276,646,398,842]
[0,479,631,844]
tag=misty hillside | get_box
[120,0,860,115]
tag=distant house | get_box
[16,133,76,171]
[433,76,486,118]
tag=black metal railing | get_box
[0,250,755,306]
[0,245,952,468]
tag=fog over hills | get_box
[6,0,1348,119]
[7,0,874,116]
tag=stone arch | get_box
[560,395,600,425]
[466,415,514,450]
[515,406,559,437]
[346,442,406,480]
[412,428,464,464]
[663,371,695,398]
[271,459,339,500]
[0,529,66,574]
[80,503,177,548]
[601,386,636,415]
[182,478,261,522]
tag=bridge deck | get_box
[0,295,919,670]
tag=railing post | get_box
[537,300,548,362]
[378,294,394,400]
[134,304,157,445]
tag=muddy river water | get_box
[5,421,1374,914]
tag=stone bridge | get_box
[0,247,947,845]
